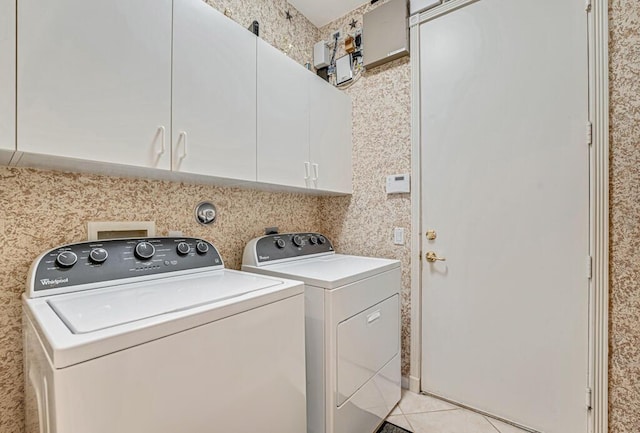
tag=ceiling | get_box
[288,0,369,28]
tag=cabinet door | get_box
[257,39,310,189]
[17,0,172,169]
[0,0,15,164]
[309,77,353,193]
[172,0,257,181]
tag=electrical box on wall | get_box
[363,0,409,69]
[313,40,330,69]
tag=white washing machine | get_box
[23,237,306,433]
[242,233,401,433]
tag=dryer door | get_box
[336,294,399,406]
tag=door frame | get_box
[408,2,609,433]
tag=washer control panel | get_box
[32,237,222,293]
[255,233,333,263]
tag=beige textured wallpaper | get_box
[317,1,412,377]
[204,0,318,65]
[609,1,640,432]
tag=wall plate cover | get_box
[393,227,405,245]
[87,221,156,241]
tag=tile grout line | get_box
[402,407,461,415]
[400,413,416,433]
[485,416,503,433]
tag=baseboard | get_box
[401,375,409,390]
[408,375,420,393]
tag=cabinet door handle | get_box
[304,162,311,186]
[178,131,188,163]
[156,126,166,156]
[312,163,319,187]
[367,310,381,324]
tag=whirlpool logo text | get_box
[40,278,69,286]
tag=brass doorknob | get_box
[425,251,446,262]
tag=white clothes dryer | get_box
[242,232,401,433]
[23,237,306,433]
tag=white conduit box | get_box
[363,0,409,69]
[313,40,330,69]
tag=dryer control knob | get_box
[317,235,326,245]
[275,238,286,249]
[89,248,108,264]
[292,235,303,247]
[309,235,318,245]
[56,251,78,268]
[135,242,155,260]
[176,242,191,256]
[196,241,209,255]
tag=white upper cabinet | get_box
[309,76,352,194]
[11,0,352,194]
[172,0,257,181]
[257,39,352,193]
[17,0,172,170]
[0,0,15,164]
[257,39,310,189]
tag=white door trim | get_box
[586,1,609,433]
[408,3,609,433]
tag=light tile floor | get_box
[386,390,530,433]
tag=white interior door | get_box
[419,1,589,433]
[0,0,15,164]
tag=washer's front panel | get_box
[50,294,307,433]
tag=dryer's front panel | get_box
[336,294,399,406]
[325,267,401,433]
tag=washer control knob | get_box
[89,248,108,264]
[275,238,286,249]
[176,242,191,256]
[56,251,78,268]
[292,235,303,247]
[318,235,326,245]
[196,241,209,255]
[309,235,318,245]
[135,242,155,260]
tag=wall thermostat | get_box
[386,173,410,194]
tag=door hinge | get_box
[586,255,593,279]
[585,0,592,12]
[586,387,593,410]
[586,122,593,146]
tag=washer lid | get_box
[48,271,283,334]
[246,254,400,289]
[24,270,304,368]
